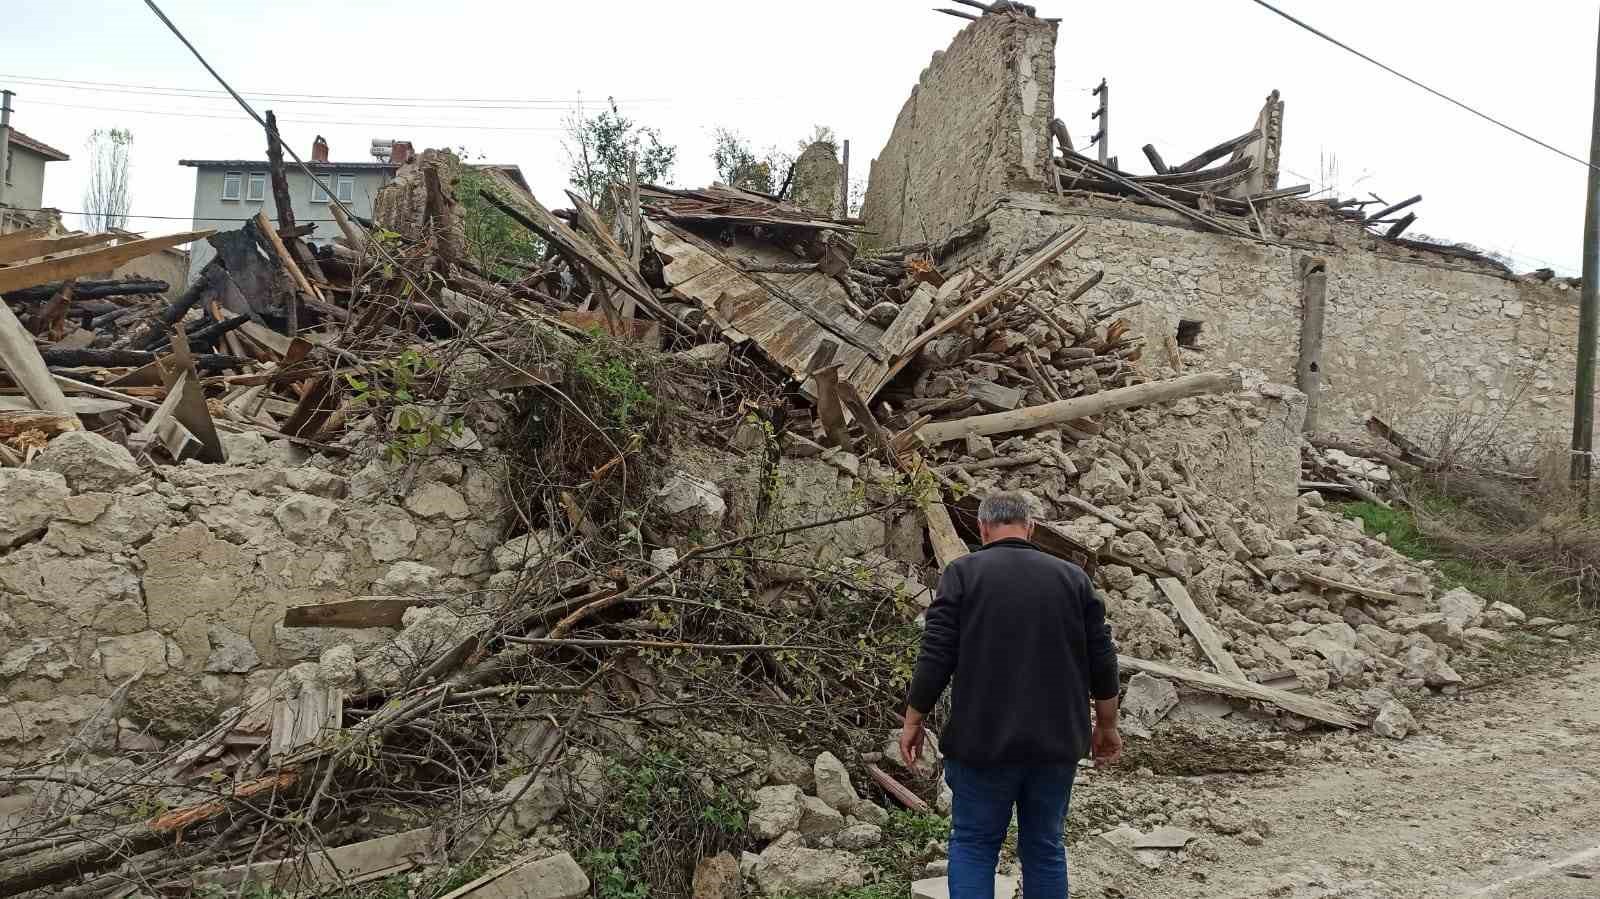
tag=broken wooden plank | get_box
[0,230,212,294]
[0,232,119,266]
[0,296,81,428]
[269,682,343,760]
[838,381,894,463]
[1295,569,1409,605]
[163,326,226,462]
[283,599,421,629]
[920,369,1241,444]
[1118,655,1364,728]
[878,283,935,357]
[0,228,48,255]
[966,379,1022,412]
[1155,577,1246,681]
[807,340,852,452]
[438,851,589,899]
[189,827,432,894]
[896,225,1087,364]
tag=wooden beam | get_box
[0,296,80,427]
[1172,129,1262,173]
[1155,577,1245,680]
[920,369,1240,444]
[1296,258,1327,433]
[0,228,48,254]
[1364,194,1421,224]
[896,225,1087,364]
[0,230,212,294]
[0,232,120,265]
[1141,144,1169,174]
[1061,152,1262,242]
[1119,655,1364,728]
[283,599,421,629]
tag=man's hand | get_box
[899,708,926,769]
[1091,723,1122,767]
[1092,696,1122,768]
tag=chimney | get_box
[311,135,329,163]
[389,141,414,166]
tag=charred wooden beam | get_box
[3,278,169,304]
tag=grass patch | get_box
[1339,497,1573,622]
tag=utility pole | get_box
[839,139,850,218]
[1090,79,1109,164]
[0,90,14,210]
[1572,13,1600,488]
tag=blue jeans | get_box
[943,758,1076,899]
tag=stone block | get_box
[0,469,68,548]
[29,430,145,493]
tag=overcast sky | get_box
[4,0,1596,274]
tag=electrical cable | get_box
[24,98,568,132]
[0,72,670,107]
[1247,0,1597,172]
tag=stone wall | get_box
[859,13,1056,248]
[963,193,1580,459]
[0,430,510,766]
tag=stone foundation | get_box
[0,430,507,765]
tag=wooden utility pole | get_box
[1573,12,1600,487]
[1091,79,1109,164]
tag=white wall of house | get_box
[186,165,392,281]
[3,145,51,210]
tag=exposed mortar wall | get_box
[859,14,1057,248]
[0,432,509,766]
[966,193,1581,458]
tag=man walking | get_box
[900,491,1121,899]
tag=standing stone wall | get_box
[859,13,1057,248]
[964,193,1581,461]
[0,430,512,766]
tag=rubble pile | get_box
[0,124,1538,898]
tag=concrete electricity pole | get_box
[1571,14,1600,486]
[0,90,14,209]
[1091,79,1109,165]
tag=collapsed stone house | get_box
[860,10,1584,463]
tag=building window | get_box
[221,171,242,201]
[310,173,331,203]
[1176,319,1204,349]
[246,172,267,202]
[335,174,355,204]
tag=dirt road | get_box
[1068,653,1600,898]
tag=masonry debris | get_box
[0,3,1570,897]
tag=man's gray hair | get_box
[977,491,1033,526]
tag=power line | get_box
[2,205,344,223]
[0,72,670,108]
[1247,0,1597,172]
[24,98,569,133]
